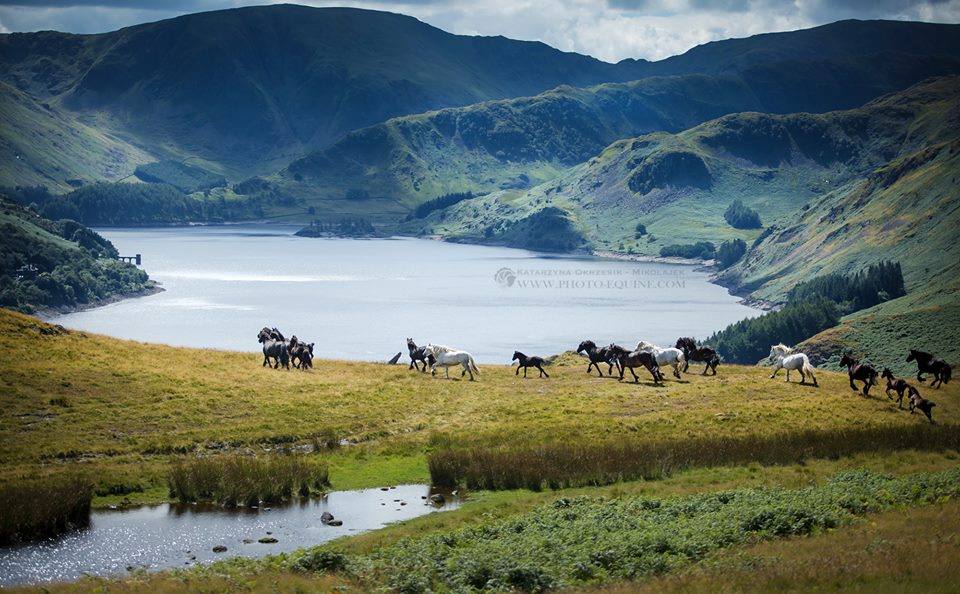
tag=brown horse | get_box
[675,337,720,375]
[839,354,878,396]
[906,349,952,388]
[512,351,549,378]
[908,391,936,424]
[609,345,663,384]
[881,368,916,408]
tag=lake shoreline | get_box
[37,283,165,320]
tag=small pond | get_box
[0,484,458,587]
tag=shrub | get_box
[634,222,647,238]
[724,199,762,229]
[0,474,92,544]
[716,238,747,269]
[167,454,329,507]
[660,241,716,260]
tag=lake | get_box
[50,226,759,362]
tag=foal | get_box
[839,354,878,397]
[881,368,915,408]
[406,338,435,372]
[512,351,549,378]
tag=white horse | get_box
[768,344,818,387]
[426,344,480,381]
[636,341,686,379]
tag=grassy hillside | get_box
[0,82,150,191]
[1,308,958,591]
[0,5,653,177]
[0,198,153,313]
[269,50,960,215]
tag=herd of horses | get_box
[263,329,951,423]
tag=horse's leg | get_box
[540,365,549,378]
[673,362,681,379]
[785,368,791,382]
[628,366,639,383]
[524,366,528,378]
[770,364,781,379]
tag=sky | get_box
[1,0,959,62]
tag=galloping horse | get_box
[636,341,685,379]
[839,354,878,396]
[406,338,436,372]
[258,327,289,370]
[613,347,663,384]
[576,340,620,376]
[881,368,917,409]
[675,337,720,375]
[768,344,817,387]
[512,351,549,378]
[906,349,952,388]
[426,344,480,381]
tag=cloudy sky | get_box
[1,0,958,62]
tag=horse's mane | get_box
[427,344,455,354]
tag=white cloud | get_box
[0,0,958,61]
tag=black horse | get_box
[881,368,917,409]
[406,338,436,372]
[839,354,878,396]
[512,351,549,378]
[610,345,663,384]
[675,337,720,375]
[258,327,289,369]
[906,349,952,388]
[908,391,936,424]
[576,340,621,376]
[290,339,315,370]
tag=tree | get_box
[716,239,747,269]
[724,200,762,229]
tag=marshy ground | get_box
[1,308,958,592]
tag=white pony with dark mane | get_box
[426,344,480,381]
[636,341,686,379]
[768,343,818,387]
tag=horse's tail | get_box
[802,356,816,378]
[469,355,480,375]
[943,365,952,384]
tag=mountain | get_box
[0,5,652,180]
[271,20,960,216]
[0,81,150,192]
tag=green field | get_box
[2,308,959,591]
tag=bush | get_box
[660,241,716,260]
[724,199,762,229]
[716,239,747,269]
[0,474,92,544]
[167,454,329,507]
[634,222,647,238]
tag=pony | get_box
[426,344,480,381]
[613,347,663,384]
[908,391,936,424]
[512,351,549,378]
[290,340,314,370]
[406,338,436,372]
[881,368,918,409]
[675,337,720,375]
[576,340,621,376]
[839,354,878,397]
[636,341,685,379]
[906,349,952,388]
[768,344,817,387]
[258,327,289,370]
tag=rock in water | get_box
[212,545,227,553]
[327,520,343,526]
[258,537,278,544]
[429,494,446,505]
[321,511,334,524]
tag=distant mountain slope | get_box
[0,82,150,191]
[274,42,960,213]
[415,77,959,273]
[0,5,652,175]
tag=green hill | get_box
[0,196,154,313]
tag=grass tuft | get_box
[167,454,330,507]
[429,423,960,490]
[0,473,92,544]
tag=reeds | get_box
[0,474,92,544]
[429,423,960,490]
[168,454,330,506]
